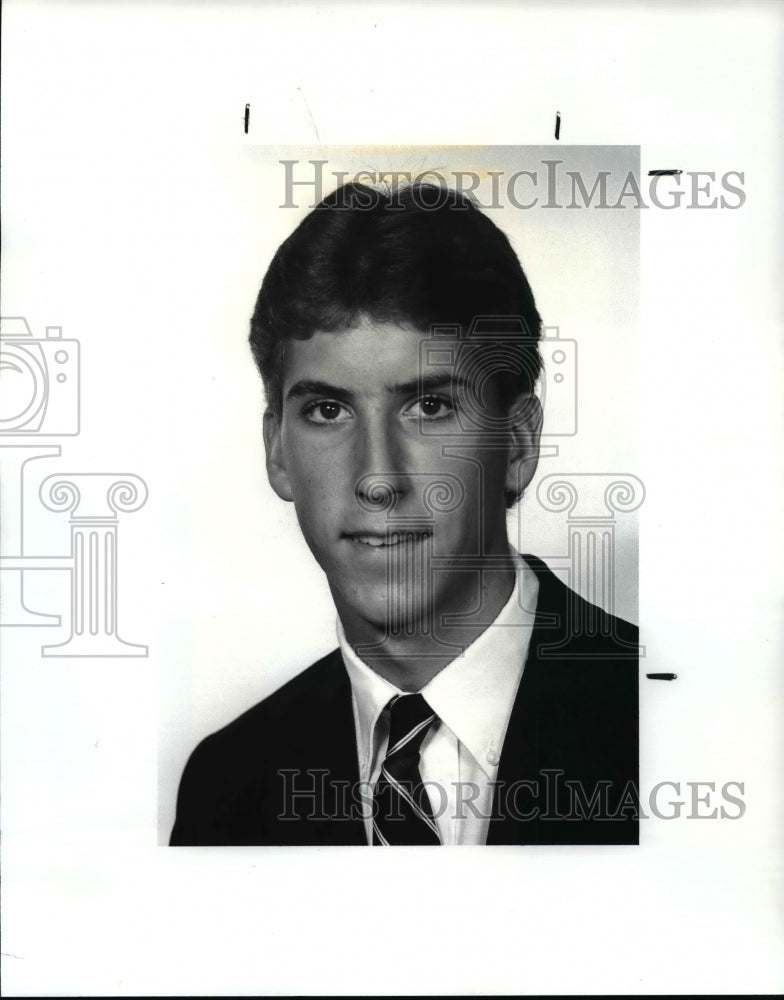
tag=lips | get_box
[345,530,431,548]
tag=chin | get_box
[338,581,436,636]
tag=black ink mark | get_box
[244,103,250,134]
[554,111,561,140]
[647,170,682,176]
[297,86,321,143]
[646,673,678,680]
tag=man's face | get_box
[263,320,540,640]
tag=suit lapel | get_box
[270,650,367,846]
[486,555,639,846]
[486,558,565,845]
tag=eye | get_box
[303,399,353,425]
[405,394,456,421]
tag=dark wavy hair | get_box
[249,180,543,418]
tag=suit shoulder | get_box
[185,647,346,761]
[170,648,348,846]
[523,552,639,661]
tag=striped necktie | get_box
[372,694,441,846]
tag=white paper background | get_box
[2,1,782,996]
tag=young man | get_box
[170,181,639,847]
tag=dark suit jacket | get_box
[170,555,639,846]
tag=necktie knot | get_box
[387,693,437,756]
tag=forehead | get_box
[281,321,430,391]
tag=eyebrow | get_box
[284,371,473,403]
[285,379,355,404]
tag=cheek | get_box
[287,470,342,549]
[291,500,335,567]
[471,447,510,489]
[284,442,333,493]
[440,452,508,529]
[437,449,507,498]
[284,430,347,481]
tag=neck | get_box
[335,555,517,691]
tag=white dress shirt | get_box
[337,549,539,845]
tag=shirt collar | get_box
[337,624,400,778]
[337,550,539,779]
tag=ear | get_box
[505,393,543,501]
[263,408,295,502]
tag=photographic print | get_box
[162,145,643,849]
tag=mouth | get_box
[345,530,431,549]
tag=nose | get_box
[353,413,411,510]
